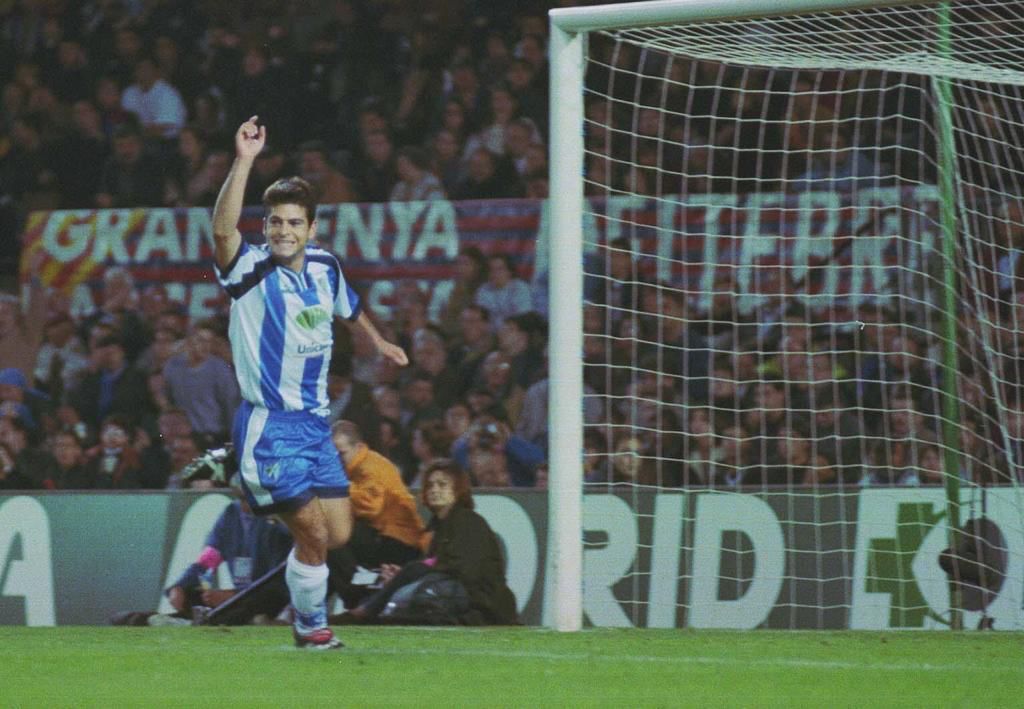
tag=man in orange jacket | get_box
[328,420,426,607]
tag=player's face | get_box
[264,203,316,271]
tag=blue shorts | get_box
[232,400,349,516]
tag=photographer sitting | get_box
[114,446,294,627]
[164,491,294,625]
[334,459,519,626]
[327,420,427,607]
[453,411,543,487]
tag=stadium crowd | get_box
[0,0,1021,493]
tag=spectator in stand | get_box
[79,266,150,363]
[162,318,240,447]
[164,431,205,490]
[475,254,532,330]
[439,248,487,340]
[753,418,835,487]
[81,413,143,489]
[503,117,537,178]
[451,304,496,396]
[137,407,192,490]
[55,99,109,207]
[228,45,295,150]
[358,129,397,202]
[136,324,183,378]
[0,367,48,437]
[410,327,460,410]
[68,329,152,433]
[33,312,89,405]
[164,124,209,206]
[243,142,292,206]
[326,351,378,443]
[376,416,415,482]
[299,140,359,204]
[120,54,187,142]
[400,372,444,431]
[0,415,56,489]
[96,120,166,208]
[505,57,547,136]
[94,75,133,142]
[152,34,205,109]
[454,412,543,487]
[0,279,45,383]
[709,424,756,489]
[589,431,659,486]
[0,113,60,212]
[463,84,532,162]
[187,147,233,207]
[475,349,525,425]
[443,400,472,450]
[410,419,455,486]
[390,146,446,202]
[191,90,228,144]
[498,312,546,390]
[453,147,522,200]
[328,420,426,607]
[442,61,488,135]
[44,427,91,489]
[436,98,470,152]
[47,33,91,103]
[429,127,465,196]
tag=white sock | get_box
[285,548,328,631]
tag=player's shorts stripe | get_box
[238,404,273,508]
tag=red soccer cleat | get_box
[293,626,344,650]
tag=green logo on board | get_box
[864,503,946,627]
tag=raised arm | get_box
[349,311,409,367]
[212,116,265,271]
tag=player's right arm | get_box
[212,116,266,271]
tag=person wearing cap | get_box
[0,367,50,432]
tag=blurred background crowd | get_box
[0,0,1021,492]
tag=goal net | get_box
[547,0,1024,631]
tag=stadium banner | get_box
[19,186,939,321]
[3,488,1021,629]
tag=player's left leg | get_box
[281,499,342,649]
[322,497,352,550]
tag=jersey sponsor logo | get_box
[295,306,330,330]
[297,342,331,355]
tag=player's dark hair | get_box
[263,176,318,223]
[420,458,474,511]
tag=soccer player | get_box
[212,116,408,649]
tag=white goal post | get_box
[546,0,1024,632]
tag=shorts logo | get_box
[296,306,330,330]
[263,462,280,481]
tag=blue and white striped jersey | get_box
[216,242,361,414]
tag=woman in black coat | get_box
[338,459,518,625]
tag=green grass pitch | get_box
[2,626,1020,707]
